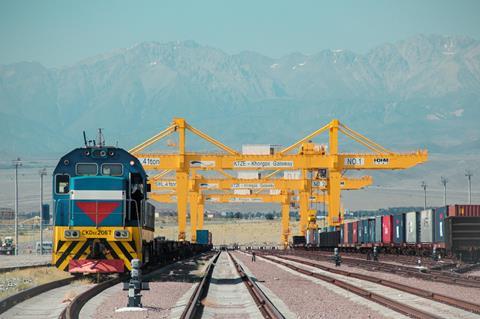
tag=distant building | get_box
[0,208,14,220]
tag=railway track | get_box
[181,251,284,319]
[284,250,480,288]
[0,262,52,274]
[0,276,91,319]
[0,251,214,319]
[260,254,480,319]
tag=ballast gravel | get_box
[284,254,480,305]
[90,254,212,319]
[233,251,389,319]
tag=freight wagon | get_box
[311,205,480,262]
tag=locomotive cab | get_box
[52,144,154,273]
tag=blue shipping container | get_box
[196,230,210,244]
[357,221,364,243]
[393,214,405,244]
[368,219,375,243]
[434,206,447,242]
[362,220,369,243]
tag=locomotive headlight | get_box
[114,230,129,239]
[64,230,80,239]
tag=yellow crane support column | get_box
[189,192,199,242]
[175,118,188,241]
[328,119,342,227]
[281,192,291,248]
[197,195,205,230]
[189,172,201,242]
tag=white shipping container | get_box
[405,211,419,243]
[420,209,434,243]
[233,189,252,195]
[242,144,275,155]
[283,170,301,180]
[237,171,261,179]
[269,189,281,195]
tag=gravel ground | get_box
[465,270,480,277]
[284,254,480,305]
[90,254,212,319]
[233,252,391,319]
[0,254,50,269]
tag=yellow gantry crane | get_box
[149,175,372,245]
[130,118,428,241]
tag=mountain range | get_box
[1,34,479,158]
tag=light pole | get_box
[39,168,47,255]
[466,170,473,204]
[441,176,448,206]
[13,158,22,255]
[421,181,427,210]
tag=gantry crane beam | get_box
[132,118,428,240]
[150,176,373,191]
[135,152,427,171]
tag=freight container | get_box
[382,215,393,244]
[362,219,369,243]
[368,219,375,243]
[352,221,358,243]
[306,229,319,246]
[345,222,350,244]
[434,206,447,242]
[237,171,261,179]
[340,224,344,244]
[357,221,364,243]
[319,231,340,248]
[405,211,420,244]
[242,144,276,155]
[233,189,253,195]
[375,216,382,243]
[420,209,434,243]
[447,205,480,217]
[445,216,480,261]
[393,214,405,244]
[196,230,210,245]
[292,236,306,247]
[283,170,302,180]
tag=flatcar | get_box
[52,136,156,273]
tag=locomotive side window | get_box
[101,164,123,176]
[55,175,70,194]
[76,163,98,175]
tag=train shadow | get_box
[147,257,210,283]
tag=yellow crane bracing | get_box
[130,118,428,241]
[150,175,372,244]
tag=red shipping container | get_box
[382,215,393,244]
[352,221,358,243]
[343,223,349,244]
[448,205,480,217]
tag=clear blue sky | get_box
[1,0,479,67]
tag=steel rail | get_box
[228,252,285,319]
[270,254,480,315]
[180,252,221,319]
[0,276,76,314]
[0,262,52,274]
[288,250,480,288]
[261,255,440,319]
[61,251,215,319]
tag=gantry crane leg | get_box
[176,171,188,241]
[281,194,291,248]
[197,198,205,230]
[299,191,308,236]
[189,192,199,242]
[327,170,341,226]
